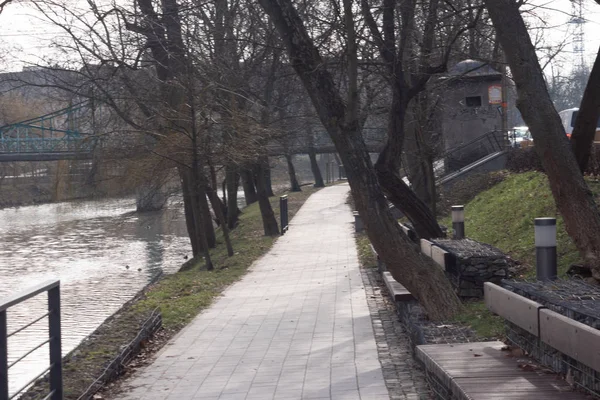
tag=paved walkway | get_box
[118,184,390,400]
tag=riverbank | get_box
[21,186,321,400]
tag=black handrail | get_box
[436,130,506,179]
[0,280,62,400]
[438,129,505,161]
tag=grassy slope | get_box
[27,186,321,400]
[443,171,600,279]
[442,171,600,339]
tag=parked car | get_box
[558,108,600,140]
[510,126,533,148]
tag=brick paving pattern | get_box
[360,268,430,400]
[117,184,390,400]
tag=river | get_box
[0,197,192,396]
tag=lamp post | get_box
[535,217,557,281]
[452,205,465,239]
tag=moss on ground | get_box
[452,300,505,339]
[22,186,320,400]
[355,232,377,269]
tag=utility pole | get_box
[501,55,509,148]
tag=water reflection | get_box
[0,197,190,395]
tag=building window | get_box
[465,96,482,107]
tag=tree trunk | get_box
[285,154,302,191]
[209,163,219,198]
[376,82,444,239]
[241,168,258,205]
[194,183,214,270]
[424,154,437,216]
[254,161,280,236]
[209,165,227,227]
[404,126,432,207]
[180,169,200,256]
[259,0,462,319]
[309,146,325,187]
[207,183,234,256]
[376,166,444,239]
[180,167,212,270]
[571,47,600,172]
[264,157,275,196]
[226,163,240,229]
[486,0,600,279]
[197,184,216,249]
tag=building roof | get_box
[447,59,501,77]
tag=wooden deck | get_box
[416,341,592,399]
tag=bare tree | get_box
[571,47,600,172]
[485,0,600,279]
[258,0,462,319]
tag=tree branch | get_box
[0,0,13,14]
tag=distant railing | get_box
[1,280,62,400]
[436,130,506,179]
[0,135,96,154]
[338,164,346,180]
[280,195,289,235]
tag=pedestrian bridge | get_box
[0,102,96,162]
[0,102,384,162]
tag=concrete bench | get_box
[485,282,600,392]
[420,238,433,257]
[484,282,543,336]
[398,222,418,242]
[420,239,454,272]
[416,341,586,400]
[381,272,414,302]
[540,308,600,372]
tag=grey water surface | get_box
[0,197,190,396]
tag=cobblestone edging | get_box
[359,267,431,400]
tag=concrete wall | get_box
[440,76,504,151]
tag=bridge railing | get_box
[1,280,62,400]
[0,136,96,154]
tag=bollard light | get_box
[451,205,465,239]
[353,211,364,233]
[535,217,557,281]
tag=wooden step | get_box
[416,341,590,399]
[382,271,414,302]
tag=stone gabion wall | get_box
[434,238,509,297]
[502,280,600,396]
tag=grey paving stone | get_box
[115,185,390,400]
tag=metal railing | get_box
[0,135,97,154]
[1,280,62,400]
[280,195,289,235]
[436,130,506,179]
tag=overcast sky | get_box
[0,0,599,73]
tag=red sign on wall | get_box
[488,85,502,104]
